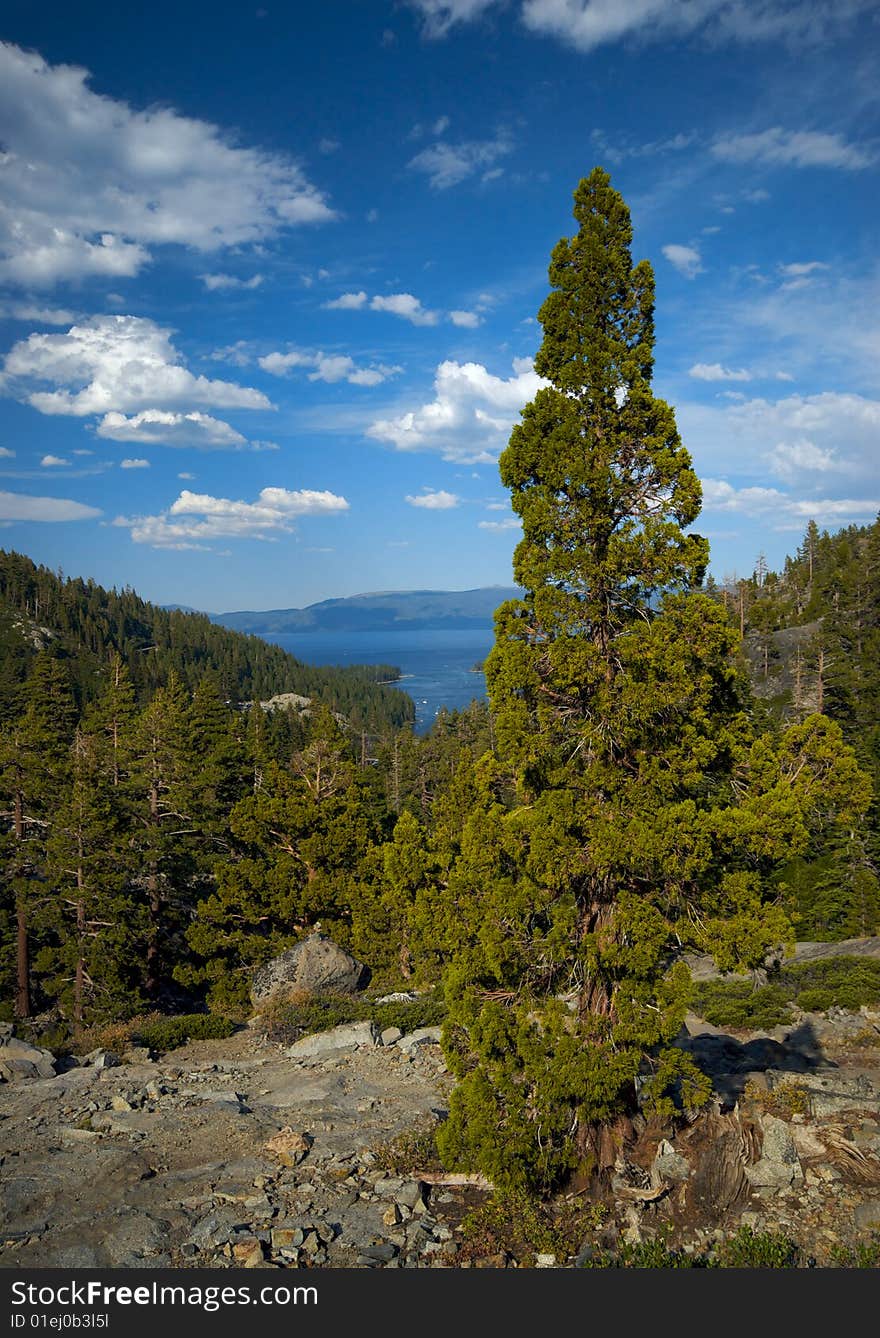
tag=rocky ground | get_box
[2,1006,880,1269]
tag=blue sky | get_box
[0,1,877,612]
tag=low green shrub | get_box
[691,980,790,1029]
[714,1227,802,1268]
[260,989,446,1043]
[131,1013,235,1053]
[691,956,880,1028]
[780,956,880,1010]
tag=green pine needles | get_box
[434,168,872,1193]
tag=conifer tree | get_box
[0,653,75,1017]
[435,169,872,1193]
[130,673,191,998]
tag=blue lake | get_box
[267,627,494,733]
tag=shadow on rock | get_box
[676,1018,832,1108]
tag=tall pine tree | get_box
[435,169,872,1194]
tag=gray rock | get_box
[81,1048,120,1069]
[744,1115,803,1190]
[374,992,419,1005]
[396,1181,426,1211]
[652,1139,690,1184]
[286,1021,378,1058]
[380,1027,403,1047]
[251,933,369,1007]
[397,1027,442,1053]
[0,1037,56,1080]
[360,1242,398,1262]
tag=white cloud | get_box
[96,409,249,449]
[404,488,461,509]
[210,340,254,367]
[120,457,150,469]
[712,127,874,171]
[0,447,15,458]
[689,362,751,382]
[323,291,368,310]
[0,41,334,287]
[72,449,92,456]
[370,293,439,326]
[368,356,547,463]
[3,316,272,424]
[318,138,340,155]
[0,490,101,521]
[662,243,703,279]
[115,484,349,549]
[449,309,482,328]
[40,454,69,467]
[768,437,836,480]
[701,478,879,527]
[679,390,880,498]
[178,471,195,480]
[780,262,826,278]
[519,1,875,52]
[258,349,402,385]
[0,303,77,325]
[405,1,499,38]
[408,132,513,189]
[324,289,440,326]
[200,273,264,291]
[479,516,521,531]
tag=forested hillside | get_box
[0,550,413,733]
[706,518,880,940]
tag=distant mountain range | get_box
[212,586,520,635]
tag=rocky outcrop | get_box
[0,1035,56,1083]
[250,933,369,1007]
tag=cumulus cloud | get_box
[3,317,272,443]
[115,485,349,550]
[323,291,368,310]
[408,132,513,189]
[768,438,837,480]
[0,447,16,458]
[368,356,547,463]
[200,273,264,291]
[96,409,249,449]
[0,489,101,521]
[0,41,334,287]
[662,244,703,279]
[701,477,879,527]
[689,363,752,382]
[370,293,439,326]
[679,390,880,502]
[449,309,482,328]
[478,516,521,531]
[258,349,402,385]
[120,457,150,469]
[209,341,254,367]
[40,454,69,467]
[404,488,461,509]
[712,127,874,171]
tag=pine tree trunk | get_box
[13,787,30,1020]
[145,778,161,997]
